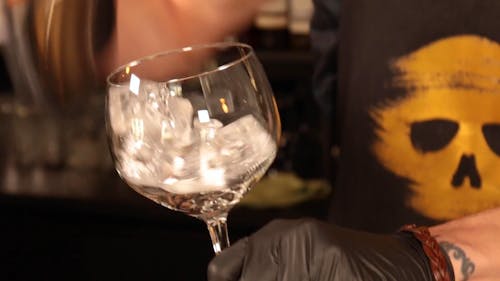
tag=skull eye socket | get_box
[410,119,459,153]
[482,124,500,156]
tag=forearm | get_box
[97,0,266,76]
[430,207,500,281]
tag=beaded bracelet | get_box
[400,224,453,281]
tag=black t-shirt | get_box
[312,0,500,232]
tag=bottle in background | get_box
[288,0,313,49]
[252,0,289,50]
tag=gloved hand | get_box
[207,218,453,281]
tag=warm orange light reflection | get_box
[220,98,229,113]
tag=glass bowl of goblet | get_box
[106,42,280,253]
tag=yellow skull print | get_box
[371,35,500,220]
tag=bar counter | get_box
[0,162,328,281]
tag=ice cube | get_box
[111,79,199,186]
[117,135,171,186]
[108,86,129,135]
[162,95,195,147]
[156,114,275,194]
[193,110,223,141]
[112,87,276,196]
[212,114,276,179]
[108,80,165,137]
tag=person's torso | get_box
[329,0,500,232]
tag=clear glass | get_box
[106,42,281,254]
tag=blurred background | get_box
[0,0,333,280]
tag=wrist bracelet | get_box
[400,224,453,281]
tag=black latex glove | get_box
[208,218,453,281]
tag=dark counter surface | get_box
[0,162,329,281]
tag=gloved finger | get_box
[209,220,298,281]
[239,219,298,281]
[251,219,297,239]
[207,237,248,281]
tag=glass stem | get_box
[206,215,230,254]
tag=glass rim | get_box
[106,41,254,87]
